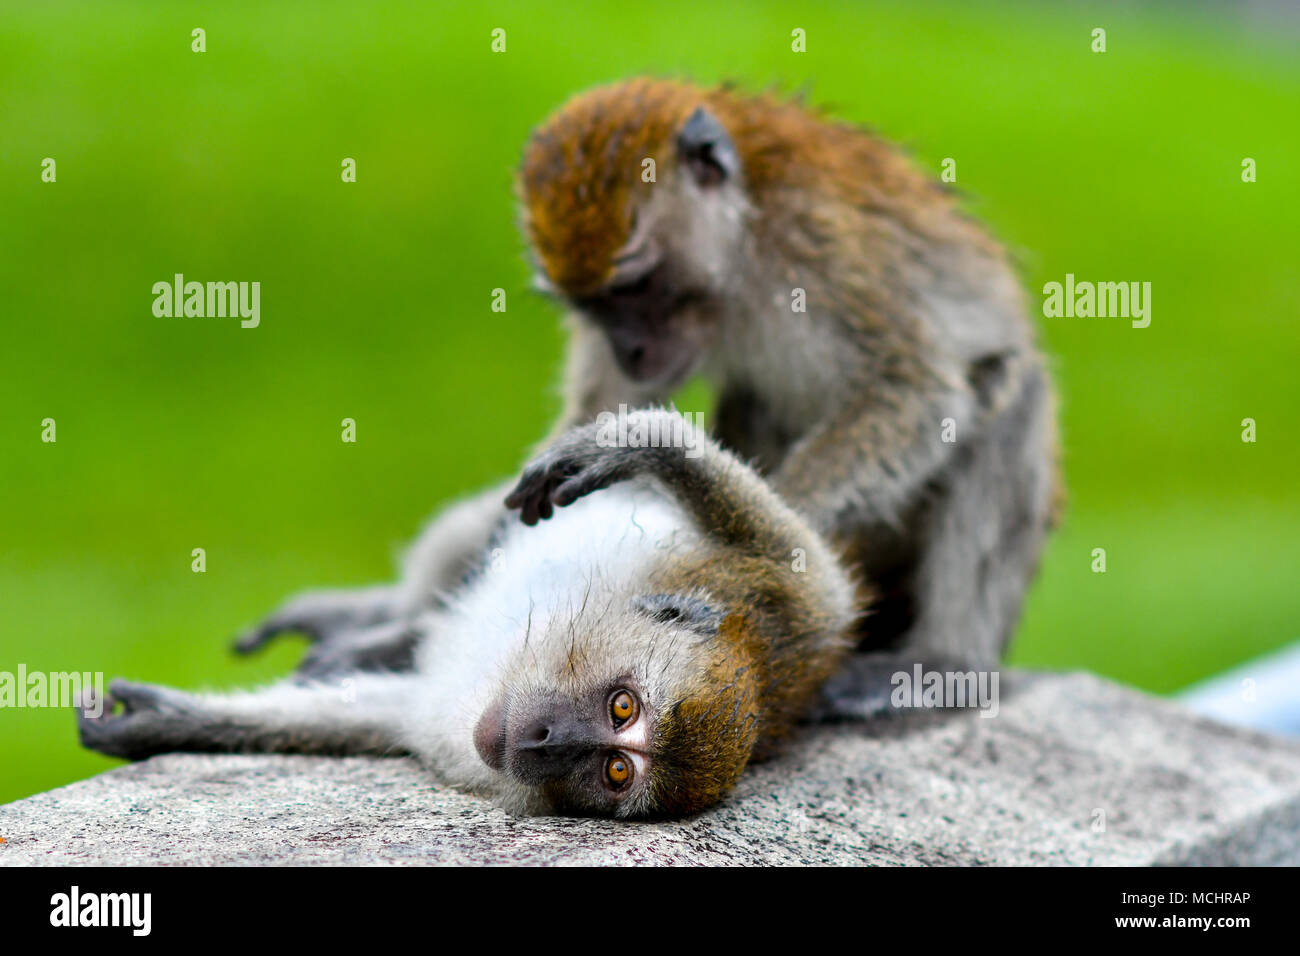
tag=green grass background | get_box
[1,1,1297,804]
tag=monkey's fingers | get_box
[232,621,306,656]
[231,590,374,654]
[503,480,544,525]
[77,693,130,757]
[504,467,554,509]
[503,474,541,515]
[518,483,557,525]
[76,680,204,760]
[107,679,203,717]
[293,621,420,679]
[506,461,580,525]
[550,468,617,507]
[233,625,276,655]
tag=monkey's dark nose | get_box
[508,703,592,781]
[607,331,650,379]
[516,713,584,752]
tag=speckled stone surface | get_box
[3,672,1298,865]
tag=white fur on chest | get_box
[456,479,692,647]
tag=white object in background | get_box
[1178,641,1300,737]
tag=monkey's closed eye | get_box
[609,689,638,728]
[607,269,656,299]
[605,752,633,790]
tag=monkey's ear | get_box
[676,107,739,188]
[634,593,723,637]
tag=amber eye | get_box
[609,689,637,727]
[605,753,633,789]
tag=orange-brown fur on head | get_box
[520,80,698,295]
[518,78,961,298]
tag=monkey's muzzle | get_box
[474,696,595,783]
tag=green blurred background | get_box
[1,1,1297,803]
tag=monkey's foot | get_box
[812,653,993,722]
[77,679,210,761]
[811,673,899,722]
[233,585,399,655]
[292,619,421,679]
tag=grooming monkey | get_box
[236,79,1058,711]
[80,410,857,817]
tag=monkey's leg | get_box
[232,330,657,663]
[397,481,513,604]
[900,366,1055,670]
[236,600,422,678]
[812,654,909,720]
[77,674,419,761]
[292,618,423,678]
[810,652,976,721]
[234,584,401,655]
[234,488,509,665]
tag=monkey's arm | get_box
[773,375,980,534]
[506,408,851,587]
[784,355,1054,674]
[77,673,420,760]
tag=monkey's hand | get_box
[505,412,686,525]
[76,679,214,761]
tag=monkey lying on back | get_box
[230,79,1059,709]
[80,410,857,817]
